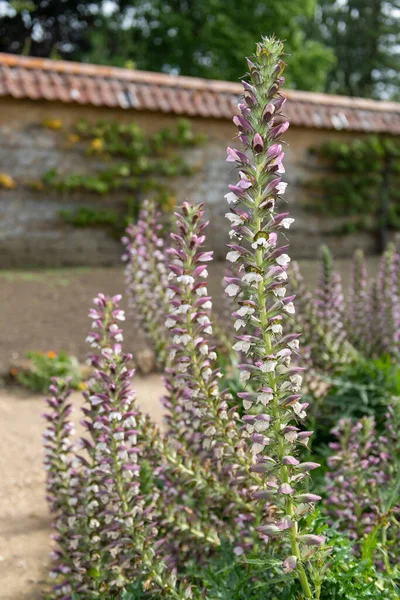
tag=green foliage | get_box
[15,350,83,393]
[120,533,399,600]
[77,0,335,92]
[44,118,202,195]
[319,531,400,599]
[59,206,118,227]
[307,0,400,99]
[306,136,400,241]
[40,118,203,232]
[308,356,400,449]
[2,0,398,100]
[0,0,104,58]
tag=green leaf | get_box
[87,567,100,579]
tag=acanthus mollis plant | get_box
[163,202,263,552]
[223,36,326,598]
[81,293,196,599]
[325,411,400,573]
[164,201,242,463]
[289,249,356,371]
[376,242,400,358]
[43,293,196,599]
[122,200,170,365]
[122,199,235,371]
[314,245,350,362]
[288,261,338,392]
[42,379,82,598]
[347,249,370,352]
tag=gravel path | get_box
[0,377,165,600]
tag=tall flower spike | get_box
[315,245,347,357]
[165,202,247,470]
[80,294,195,598]
[287,262,329,398]
[164,202,263,554]
[326,413,400,569]
[123,199,233,369]
[122,200,170,365]
[376,243,400,358]
[347,249,369,352]
[224,37,323,598]
[43,379,81,598]
[289,260,354,372]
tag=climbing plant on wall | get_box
[39,118,204,232]
[305,136,400,251]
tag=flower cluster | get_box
[287,262,331,397]
[44,294,196,599]
[80,294,147,593]
[223,37,323,597]
[42,379,79,598]
[163,202,263,552]
[325,411,400,570]
[292,242,400,366]
[165,203,239,458]
[376,242,400,357]
[122,199,235,369]
[122,200,170,365]
[314,246,347,356]
[346,249,369,350]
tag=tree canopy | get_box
[80,0,336,92]
[310,0,400,98]
[0,0,398,98]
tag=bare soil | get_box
[0,378,165,600]
[0,259,380,375]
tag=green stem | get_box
[253,178,313,598]
[315,582,321,600]
[381,523,392,575]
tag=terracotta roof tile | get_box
[0,52,399,134]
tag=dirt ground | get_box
[0,258,381,599]
[0,377,165,600]
[0,259,380,375]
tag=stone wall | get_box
[0,97,377,268]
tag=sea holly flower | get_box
[224,36,323,597]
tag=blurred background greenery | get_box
[0,0,398,99]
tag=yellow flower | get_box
[46,351,56,359]
[43,119,62,130]
[66,133,80,145]
[78,381,86,391]
[162,195,176,212]
[90,138,104,152]
[0,173,16,189]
